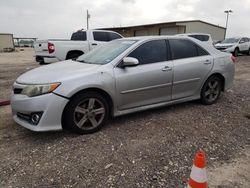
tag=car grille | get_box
[17,112,30,121]
[216,47,227,50]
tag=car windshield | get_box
[221,38,240,44]
[76,40,137,64]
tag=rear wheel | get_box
[247,48,250,56]
[62,92,109,134]
[200,76,222,105]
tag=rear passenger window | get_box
[109,32,122,40]
[128,40,168,65]
[197,46,209,56]
[169,39,208,60]
[203,35,209,41]
[93,32,109,41]
[71,32,87,41]
[189,35,209,41]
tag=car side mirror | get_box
[121,57,139,68]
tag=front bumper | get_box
[11,88,69,132]
[215,47,234,53]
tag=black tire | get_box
[233,48,239,57]
[62,92,109,134]
[39,62,49,65]
[66,52,83,60]
[248,48,250,56]
[200,76,222,105]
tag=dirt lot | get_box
[0,49,250,187]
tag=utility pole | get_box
[87,10,90,30]
[224,10,233,39]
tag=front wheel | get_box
[233,48,239,57]
[62,92,109,134]
[200,76,222,105]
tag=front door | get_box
[114,39,173,110]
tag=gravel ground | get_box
[0,49,249,187]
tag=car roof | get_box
[177,33,211,36]
[118,35,195,41]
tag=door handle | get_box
[162,66,172,71]
[92,43,97,46]
[204,60,212,65]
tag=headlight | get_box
[21,83,61,97]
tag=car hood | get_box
[16,60,102,84]
[215,43,235,47]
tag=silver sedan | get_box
[11,36,235,134]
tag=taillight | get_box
[231,55,236,63]
[48,42,55,54]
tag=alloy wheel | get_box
[204,80,220,103]
[73,98,105,130]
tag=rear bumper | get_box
[35,55,59,64]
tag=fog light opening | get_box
[31,113,41,125]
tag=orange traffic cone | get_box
[187,150,208,188]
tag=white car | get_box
[177,33,213,45]
[215,37,250,56]
[34,30,123,64]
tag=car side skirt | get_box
[114,95,200,117]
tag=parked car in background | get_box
[34,30,123,64]
[11,36,235,134]
[215,37,250,56]
[177,33,213,45]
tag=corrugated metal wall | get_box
[0,34,14,52]
[177,21,225,41]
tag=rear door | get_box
[114,39,173,110]
[238,38,247,51]
[242,38,249,51]
[169,39,213,100]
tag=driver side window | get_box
[128,40,168,65]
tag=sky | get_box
[0,0,250,39]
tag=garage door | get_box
[134,30,148,36]
[160,27,179,35]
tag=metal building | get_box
[101,20,226,41]
[0,33,15,52]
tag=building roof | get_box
[0,33,13,36]
[99,20,226,30]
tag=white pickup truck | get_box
[34,30,123,64]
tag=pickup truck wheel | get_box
[233,48,239,57]
[39,62,48,65]
[66,52,83,60]
[62,92,109,134]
